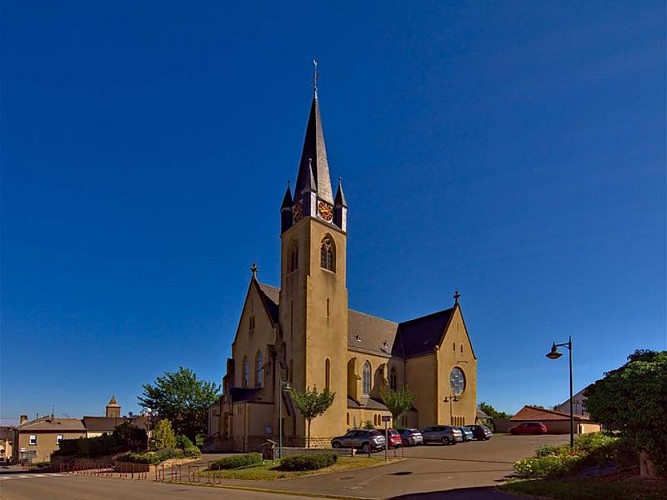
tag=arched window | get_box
[460,344,463,353]
[363,361,371,395]
[320,237,335,272]
[347,413,350,425]
[242,356,249,388]
[289,241,298,272]
[249,315,255,333]
[390,367,398,391]
[325,358,331,391]
[256,351,263,387]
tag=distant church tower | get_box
[105,395,121,418]
[278,78,350,444]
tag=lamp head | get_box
[546,343,563,360]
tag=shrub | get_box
[175,434,195,450]
[279,453,337,471]
[156,448,184,461]
[535,444,567,458]
[183,446,201,458]
[209,453,262,470]
[151,420,177,450]
[363,420,375,430]
[514,455,581,478]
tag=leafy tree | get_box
[151,419,177,450]
[380,386,416,427]
[585,350,667,478]
[288,386,335,448]
[479,402,511,420]
[138,367,220,444]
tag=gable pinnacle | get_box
[454,290,460,304]
[251,263,258,280]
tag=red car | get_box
[387,429,402,449]
[508,422,548,435]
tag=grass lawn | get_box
[501,477,667,500]
[201,456,400,480]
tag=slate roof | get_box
[348,310,398,357]
[294,97,334,204]
[18,417,85,432]
[256,281,457,360]
[347,397,389,411]
[395,308,455,358]
[82,416,125,433]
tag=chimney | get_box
[19,415,28,425]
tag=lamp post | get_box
[546,336,574,448]
[443,395,459,425]
[278,380,291,459]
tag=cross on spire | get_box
[251,263,258,279]
[311,59,319,98]
[453,290,461,304]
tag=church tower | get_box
[278,82,349,445]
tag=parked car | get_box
[508,422,548,435]
[466,424,493,440]
[331,429,386,452]
[420,425,463,445]
[386,429,402,449]
[397,428,424,446]
[457,426,474,441]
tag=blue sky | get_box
[1,1,665,424]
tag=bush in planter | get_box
[279,453,337,471]
[209,453,262,470]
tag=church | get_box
[207,81,477,452]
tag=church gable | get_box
[395,308,455,358]
[231,279,277,390]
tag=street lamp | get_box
[546,336,574,448]
[443,395,459,425]
[278,380,291,459]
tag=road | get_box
[1,434,566,499]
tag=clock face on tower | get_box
[292,200,303,223]
[318,201,333,221]
[449,367,466,395]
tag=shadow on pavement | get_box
[389,485,531,499]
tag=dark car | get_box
[420,425,462,445]
[331,429,386,452]
[466,424,493,440]
[397,428,424,446]
[508,422,548,435]
[457,426,474,441]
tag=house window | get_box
[289,242,298,272]
[363,361,371,395]
[29,435,37,445]
[256,351,263,387]
[242,356,249,387]
[56,434,63,444]
[390,368,398,391]
[325,359,331,391]
[320,237,335,272]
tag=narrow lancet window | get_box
[363,361,371,395]
[320,237,335,271]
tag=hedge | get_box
[279,453,337,471]
[208,453,262,470]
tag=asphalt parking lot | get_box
[1,434,569,499]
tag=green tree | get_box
[138,367,220,444]
[479,402,511,420]
[585,350,667,478]
[380,386,416,427]
[151,419,177,450]
[288,386,335,448]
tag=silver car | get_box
[398,428,424,446]
[420,425,463,445]
[331,429,386,452]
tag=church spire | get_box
[293,78,334,204]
